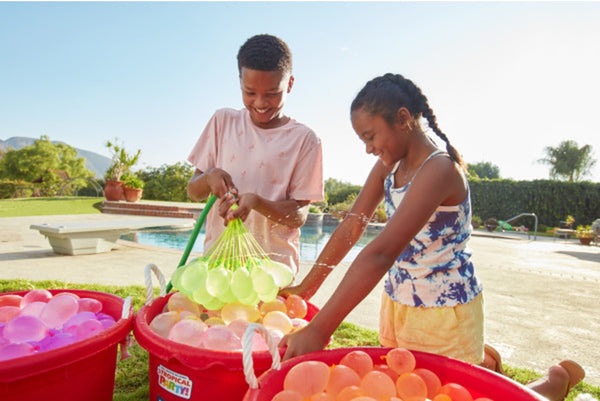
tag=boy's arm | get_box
[187,168,237,202]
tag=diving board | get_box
[30,217,195,255]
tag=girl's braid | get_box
[353,73,465,169]
[386,74,465,168]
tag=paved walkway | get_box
[1,214,598,385]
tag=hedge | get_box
[469,178,600,228]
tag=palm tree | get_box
[538,140,595,182]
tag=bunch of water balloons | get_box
[0,289,116,361]
[272,348,496,401]
[171,215,294,311]
[149,292,308,352]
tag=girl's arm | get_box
[281,161,387,300]
[280,156,466,360]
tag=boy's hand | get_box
[222,193,258,223]
[205,168,237,198]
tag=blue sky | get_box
[1,2,599,184]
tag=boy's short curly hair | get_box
[237,34,292,75]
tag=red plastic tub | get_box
[0,289,134,401]
[243,346,547,401]
[134,292,319,401]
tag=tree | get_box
[138,162,195,202]
[0,136,94,195]
[538,140,596,182]
[467,162,500,179]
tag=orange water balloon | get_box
[259,299,287,315]
[284,294,308,319]
[372,363,399,382]
[360,370,396,400]
[272,389,303,401]
[395,372,427,400]
[339,350,374,378]
[310,392,335,401]
[326,364,361,396]
[335,385,362,401]
[0,294,22,308]
[386,347,416,375]
[283,360,331,399]
[413,368,441,398]
[432,394,452,401]
[438,383,474,401]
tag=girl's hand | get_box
[279,323,329,361]
[279,283,312,301]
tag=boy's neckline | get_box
[244,109,292,130]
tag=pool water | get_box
[121,224,380,262]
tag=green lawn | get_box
[0,197,102,217]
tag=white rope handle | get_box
[121,296,132,319]
[242,323,281,389]
[144,263,167,305]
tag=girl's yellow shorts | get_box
[379,291,485,365]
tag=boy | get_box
[187,34,324,274]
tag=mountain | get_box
[0,136,111,178]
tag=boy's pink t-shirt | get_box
[187,108,324,273]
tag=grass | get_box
[2,279,598,401]
[0,197,103,217]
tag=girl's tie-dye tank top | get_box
[383,150,483,308]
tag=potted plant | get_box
[103,139,141,201]
[121,173,145,202]
[576,225,595,245]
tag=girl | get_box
[280,73,583,401]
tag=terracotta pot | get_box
[578,237,593,246]
[124,187,143,202]
[104,180,124,201]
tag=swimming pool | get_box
[120,224,381,262]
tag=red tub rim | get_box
[134,292,319,372]
[0,289,134,383]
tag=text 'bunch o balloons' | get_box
[0,289,116,361]
[273,348,496,401]
[149,292,308,352]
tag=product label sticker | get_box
[157,364,193,399]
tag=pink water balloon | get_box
[19,301,47,318]
[4,315,49,343]
[39,294,79,329]
[75,319,104,340]
[168,319,207,347]
[0,342,35,361]
[0,306,20,323]
[20,289,53,307]
[202,325,242,351]
[37,332,77,352]
[77,298,103,314]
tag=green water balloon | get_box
[206,266,231,298]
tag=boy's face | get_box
[240,67,293,129]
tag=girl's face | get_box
[240,67,293,129]
[351,108,406,166]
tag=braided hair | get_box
[351,73,465,169]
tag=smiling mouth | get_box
[254,108,269,115]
